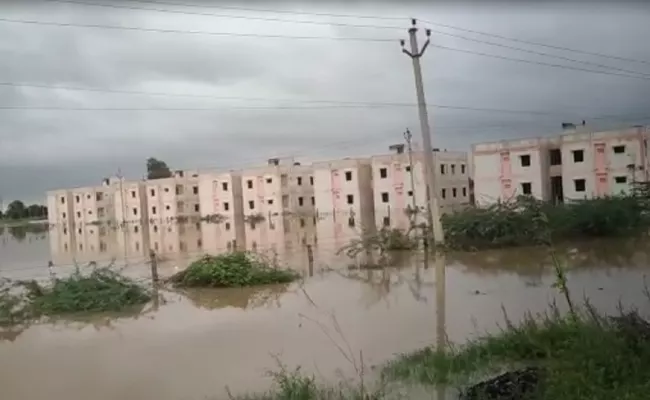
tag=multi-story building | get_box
[472,124,649,204]
[370,145,470,230]
[312,157,375,250]
[198,170,246,252]
[46,179,118,257]
[46,189,75,257]
[240,158,315,251]
[113,179,148,225]
[145,170,201,223]
[69,182,115,226]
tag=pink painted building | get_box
[312,157,375,250]
[472,125,649,204]
[370,145,470,231]
[197,170,245,252]
[240,158,315,251]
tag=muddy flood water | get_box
[2,224,650,399]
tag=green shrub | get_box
[28,268,151,315]
[0,268,151,325]
[442,195,650,250]
[170,252,299,288]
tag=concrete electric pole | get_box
[401,19,445,245]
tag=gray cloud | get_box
[1,1,649,205]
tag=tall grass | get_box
[442,195,650,250]
[228,365,385,400]
[382,305,650,400]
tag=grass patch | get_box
[382,306,650,399]
[229,366,384,400]
[169,252,300,288]
[0,268,151,325]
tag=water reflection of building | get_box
[49,222,120,265]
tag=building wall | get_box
[145,173,200,223]
[240,161,316,250]
[560,128,647,199]
[46,190,73,228]
[370,150,470,229]
[46,190,75,262]
[434,151,471,213]
[69,184,114,226]
[198,171,245,251]
[313,158,375,248]
[114,180,148,224]
[472,126,650,205]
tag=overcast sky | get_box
[1,0,649,206]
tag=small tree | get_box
[146,157,172,180]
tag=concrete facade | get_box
[114,179,149,225]
[145,170,201,223]
[370,147,470,230]
[312,157,375,249]
[240,158,316,251]
[472,125,650,204]
[198,170,246,252]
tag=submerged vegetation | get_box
[337,227,419,268]
[0,268,151,326]
[169,252,299,288]
[442,195,650,250]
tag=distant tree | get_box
[0,209,3,219]
[147,157,173,180]
[5,200,27,220]
[26,204,47,219]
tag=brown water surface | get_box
[2,227,650,399]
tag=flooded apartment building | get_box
[472,124,650,205]
[370,145,470,230]
[46,178,120,257]
[198,170,246,252]
[145,170,201,254]
[145,170,201,223]
[240,158,316,252]
[312,157,375,251]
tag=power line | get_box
[0,81,430,107]
[78,0,408,21]
[0,16,395,42]
[44,0,650,77]
[426,28,650,79]
[43,0,405,31]
[2,17,648,83]
[43,0,650,78]
[0,104,602,116]
[45,0,650,67]
[419,19,650,67]
[430,43,650,82]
